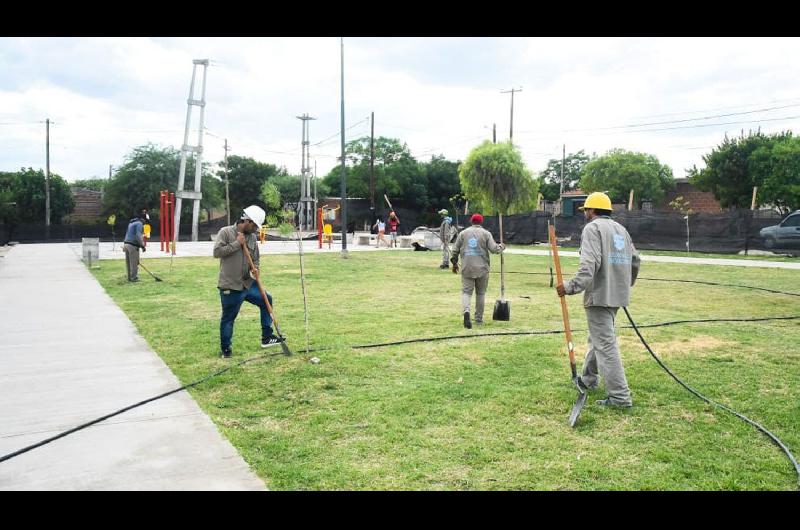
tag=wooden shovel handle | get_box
[549,225,577,375]
[240,236,279,327]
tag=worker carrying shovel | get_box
[555,192,640,408]
[451,213,504,329]
[213,205,285,359]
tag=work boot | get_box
[595,397,632,408]
[221,347,232,359]
[463,311,472,329]
[474,319,484,326]
[439,264,449,269]
[262,336,286,349]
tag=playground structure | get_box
[159,190,176,255]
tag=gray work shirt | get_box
[213,225,260,291]
[452,224,503,278]
[565,216,641,308]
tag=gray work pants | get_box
[581,306,632,406]
[441,241,451,266]
[461,274,489,322]
[123,243,140,281]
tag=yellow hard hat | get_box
[580,192,612,211]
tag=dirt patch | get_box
[628,335,737,358]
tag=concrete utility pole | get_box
[560,144,565,197]
[108,164,113,179]
[45,118,50,227]
[370,111,375,214]
[493,123,496,144]
[313,159,318,230]
[340,37,348,258]
[224,139,231,225]
[297,114,316,231]
[174,59,209,243]
[500,87,522,141]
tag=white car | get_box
[759,210,800,249]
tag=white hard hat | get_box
[242,205,266,227]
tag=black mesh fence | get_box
[478,209,799,256]
[3,208,798,256]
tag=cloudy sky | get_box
[2,37,800,187]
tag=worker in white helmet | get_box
[213,205,284,358]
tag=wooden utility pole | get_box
[224,139,231,225]
[628,189,635,211]
[751,186,758,210]
[501,87,522,141]
[493,123,496,144]
[45,118,50,227]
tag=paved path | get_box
[0,244,266,490]
[72,240,800,270]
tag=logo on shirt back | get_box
[613,233,625,250]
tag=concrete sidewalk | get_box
[0,244,265,490]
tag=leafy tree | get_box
[270,172,302,206]
[580,149,673,205]
[688,131,772,209]
[537,150,591,201]
[459,140,538,215]
[103,143,222,222]
[217,155,283,217]
[0,168,74,224]
[260,181,282,219]
[747,133,800,214]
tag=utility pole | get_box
[223,139,231,225]
[560,144,565,197]
[313,159,318,230]
[340,37,348,258]
[493,123,496,144]
[45,118,50,227]
[297,114,316,231]
[370,111,375,214]
[108,164,113,179]
[500,87,522,141]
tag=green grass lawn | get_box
[91,250,800,490]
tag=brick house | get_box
[658,177,722,213]
[68,187,103,222]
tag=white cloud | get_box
[2,36,800,186]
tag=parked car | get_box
[760,210,800,249]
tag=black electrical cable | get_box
[495,270,800,298]
[4,315,797,465]
[622,307,800,489]
[0,352,282,464]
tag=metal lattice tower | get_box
[297,113,316,231]
[174,59,209,242]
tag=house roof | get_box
[561,189,588,198]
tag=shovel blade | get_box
[568,392,588,427]
[492,299,510,321]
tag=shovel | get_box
[548,224,586,427]
[240,236,293,356]
[492,213,510,321]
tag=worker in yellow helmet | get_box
[555,192,641,408]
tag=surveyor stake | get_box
[548,225,587,427]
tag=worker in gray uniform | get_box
[451,213,504,328]
[556,192,640,407]
[438,209,454,269]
